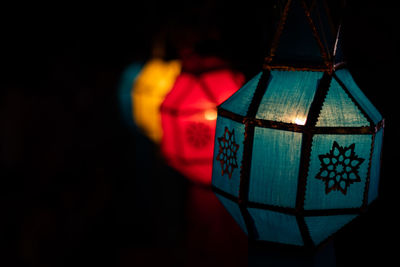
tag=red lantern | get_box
[160,54,245,184]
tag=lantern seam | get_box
[213,186,362,216]
[264,63,330,72]
[239,123,257,240]
[218,107,379,135]
[160,77,189,112]
[373,124,386,204]
[238,70,271,240]
[248,239,314,251]
[362,133,376,211]
[197,77,219,104]
[296,216,314,247]
[238,70,272,204]
[332,73,375,127]
[300,0,330,68]
[296,73,332,212]
[212,186,238,203]
[239,122,255,204]
[214,188,364,218]
[307,213,359,248]
[295,72,332,248]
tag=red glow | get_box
[161,56,244,184]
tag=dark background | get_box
[1,1,399,266]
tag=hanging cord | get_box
[332,0,348,70]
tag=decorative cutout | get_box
[186,122,212,149]
[216,127,239,179]
[316,141,365,195]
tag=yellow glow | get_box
[294,116,307,125]
[131,59,181,143]
[204,109,218,121]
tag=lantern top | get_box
[220,68,383,132]
[265,0,345,72]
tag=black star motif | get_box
[216,127,239,179]
[316,141,365,195]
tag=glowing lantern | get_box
[161,55,245,185]
[212,0,384,248]
[132,58,181,142]
[117,62,143,130]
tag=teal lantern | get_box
[212,0,384,248]
[117,62,143,130]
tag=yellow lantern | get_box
[131,58,181,143]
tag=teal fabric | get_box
[256,71,322,124]
[368,129,384,204]
[220,72,262,116]
[249,127,302,208]
[212,116,245,198]
[275,0,324,64]
[118,63,143,129]
[316,76,370,127]
[215,194,248,235]
[305,215,358,245]
[335,69,382,124]
[212,66,383,247]
[305,134,372,210]
[248,208,303,246]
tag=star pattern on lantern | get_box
[216,127,239,179]
[316,141,365,195]
[186,122,212,149]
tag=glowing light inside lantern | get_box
[204,109,218,121]
[294,116,307,125]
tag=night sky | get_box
[1,1,399,266]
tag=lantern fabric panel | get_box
[304,134,372,210]
[160,63,245,184]
[368,128,384,204]
[316,77,370,127]
[164,74,216,111]
[220,72,262,117]
[201,70,245,104]
[335,69,382,124]
[215,194,248,235]
[181,116,216,161]
[132,59,181,143]
[212,116,245,198]
[256,71,322,125]
[161,107,214,184]
[304,215,358,245]
[248,127,302,208]
[247,208,303,246]
[118,62,142,129]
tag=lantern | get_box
[160,54,245,185]
[117,62,143,130]
[132,58,181,143]
[212,0,384,248]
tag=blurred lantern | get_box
[212,0,384,248]
[161,53,245,185]
[132,58,181,143]
[117,62,143,130]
